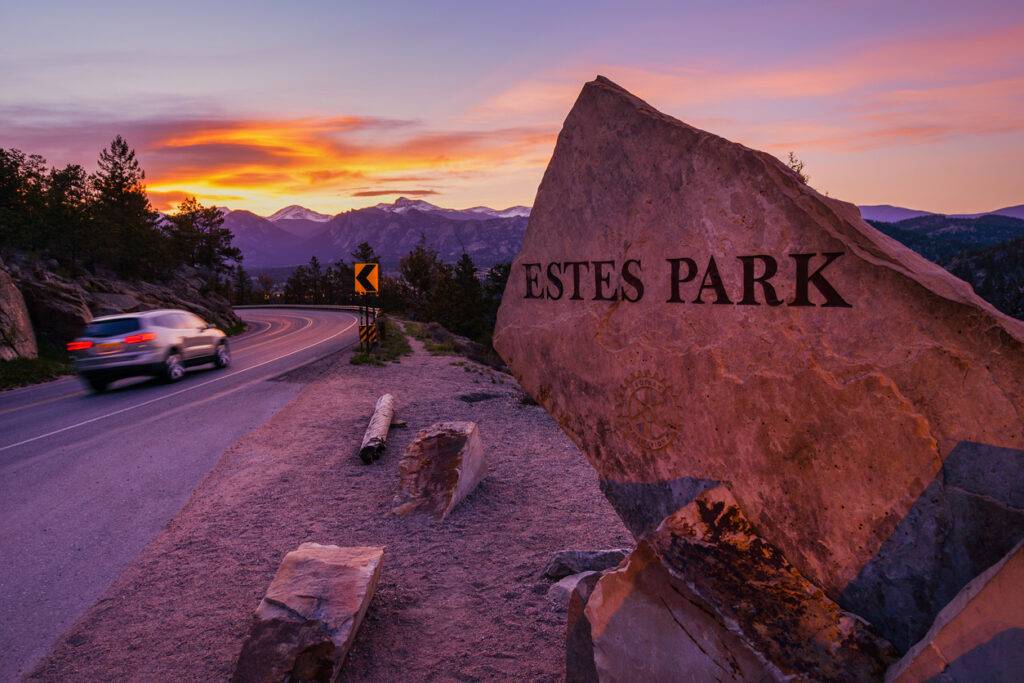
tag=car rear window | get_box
[83,318,142,337]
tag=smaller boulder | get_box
[575,487,897,682]
[542,549,630,579]
[232,543,384,683]
[391,421,487,520]
[547,570,599,611]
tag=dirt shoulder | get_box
[29,333,630,681]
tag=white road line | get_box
[0,315,357,453]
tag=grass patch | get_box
[0,350,74,390]
[350,318,412,366]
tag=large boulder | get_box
[232,543,384,683]
[887,540,1024,683]
[0,267,37,360]
[492,76,1024,652]
[391,421,487,520]
[575,487,895,682]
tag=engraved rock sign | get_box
[493,76,1024,661]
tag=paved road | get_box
[0,308,359,681]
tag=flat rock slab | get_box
[232,543,384,683]
[578,487,896,682]
[492,76,1024,649]
[887,540,1024,683]
[391,421,487,520]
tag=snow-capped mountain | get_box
[373,197,532,221]
[222,197,530,268]
[268,205,334,223]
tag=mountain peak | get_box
[268,205,334,223]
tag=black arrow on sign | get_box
[356,264,377,293]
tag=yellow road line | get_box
[0,391,86,417]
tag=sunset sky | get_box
[2,0,1022,216]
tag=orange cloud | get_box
[142,115,556,212]
[351,189,439,197]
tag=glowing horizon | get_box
[2,1,1021,216]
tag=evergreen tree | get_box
[231,263,253,305]
[166,196,240,275]
[44,164,90,259]
[255,273,275,303]
[90,135,164,277]
[0,149,47,251]
[351,241,380,264]
[450,252,484,339]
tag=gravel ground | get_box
[29,332,631,682]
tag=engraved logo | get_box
[617,371,679,452]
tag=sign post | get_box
[355,263,379,352]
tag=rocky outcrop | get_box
[232,543,384,683]
[493,76,1024,660]
[0,265,37,360]
[887,540,1024,683]
[573,487,896,682]
[5,254,242,346]
[391,421,487,520]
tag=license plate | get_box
[95,342,122,354]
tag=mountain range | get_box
[222,198,530,268]
[219,198,1022,272]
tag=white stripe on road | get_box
[0,315,357,453]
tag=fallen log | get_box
[359,393,395,463]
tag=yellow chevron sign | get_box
[355,263,379,294]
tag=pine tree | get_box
[90,136,164,277]
[166,196,240,276]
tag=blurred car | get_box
[67,309,230,393]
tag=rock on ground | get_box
[887,540,1024,683]
[232,543,384,683]
[391,420,487,520]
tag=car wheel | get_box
[213,342,230,369]
[163,350,185,382]
[86,377,108,394]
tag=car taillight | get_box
[67,341,93,351]
[124,332,157,344]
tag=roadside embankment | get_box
[28,332,630,681]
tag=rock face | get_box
[575,487,896,682]
[0,266,37,360]
[391,421,487,520]
[232,543,384,683]
[7,256,242,347]
[493,76,1024,653]
[887,540,1024,683]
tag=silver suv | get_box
[68,309,230,393]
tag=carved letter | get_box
[565,261,591,300]
[593,260,618,301]
[790,252,852,308]
[667,258,697,303]
[621,259,644,302]
[524,263,543,299]
[546,262,564,300]
[737,255,783,306]
[694,256,733,305]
